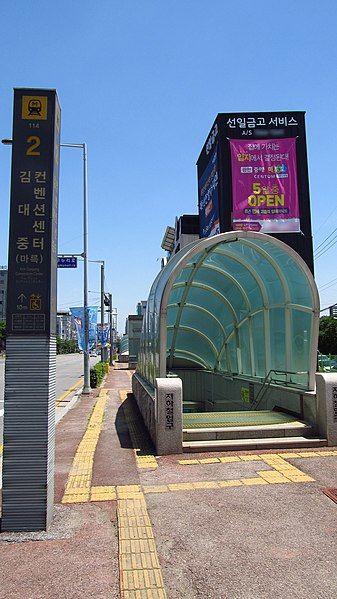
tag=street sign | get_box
[57,256,77,268]
[6,88,61,335]
[2,88,61,533]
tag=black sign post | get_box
[2,88,61,532]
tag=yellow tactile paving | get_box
[257,471,292,484]
[119,390,158,470]
[218,480,243,488]
[167,482,195,491]
[241,478,269,486]
[143,485,169,494]
[259,454,315,482]
[219,456,241,463]
[179,451,337,468]
[91,486,117,501]
[62,394,107,503]
[117,491,167,598]
[179,454,261,465]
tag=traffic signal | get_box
[104,293,110,307]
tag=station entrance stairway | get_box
[182,410,327,452]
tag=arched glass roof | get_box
[137,232,319,391]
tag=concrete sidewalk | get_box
[1,367,337,598]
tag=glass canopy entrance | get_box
[137,232,319,406]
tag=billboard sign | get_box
[6,89,61,335]
[197,111,313,272]
[230,137,300,233]
[198,144,220,238]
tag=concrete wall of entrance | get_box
[132,371,337,455]
[132,373,183,455]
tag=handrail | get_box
[250,369,309,411]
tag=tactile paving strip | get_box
[117,487,167,598]
[62,390,107,503]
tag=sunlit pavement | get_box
[0,367,337,598]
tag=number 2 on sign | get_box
[26,136,41,156]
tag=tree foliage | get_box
[56,336,78,354]
[318,316,337,355]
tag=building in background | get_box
[56,310,76,341]
[329,304,337,318]
[123,301,147,367]
[127,314,143,367]
[136,300,147,316]
[0,267,8,321]
[161,215,200,264]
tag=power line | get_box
[318,276,337,292]
[314,206,337,239]
[314,226,337,254]
[320,304,337,313]
[315,234,337,260]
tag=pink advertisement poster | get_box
[230,138,300,233]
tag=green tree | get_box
[56,336,78,354]
[318,316,337,355]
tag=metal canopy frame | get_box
[137,231,320,391]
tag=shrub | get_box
[90,361,109,388]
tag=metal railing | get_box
[250,369,309,411]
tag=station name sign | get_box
[6,88,61,335]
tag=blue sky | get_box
[1,0,337,331]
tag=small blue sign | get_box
[57,257,77,268]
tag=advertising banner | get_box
[230,138,300,233]
[70,306,97,351]
[198,144,220,238]
[97,323,110,348]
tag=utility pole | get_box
[109,293,113,366]
[100,262,105,362]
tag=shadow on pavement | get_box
[115,393,155,456]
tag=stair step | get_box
[183,422,312,442]
[183,436,327,453]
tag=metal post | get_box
[100,262,105,362]
[82,143,91,393]
[109,293,113,366]
[59,142,91,394]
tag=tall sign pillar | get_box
[1,89,61,531]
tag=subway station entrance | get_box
[135,231,322,451]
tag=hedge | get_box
[90,361,109,388]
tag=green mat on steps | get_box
[182,410,301,429]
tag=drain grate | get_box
[323,488,337,505]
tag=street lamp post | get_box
[100,262,105,362]
[109,294,114,366]
[61,143,90,393]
